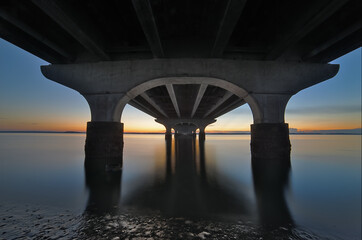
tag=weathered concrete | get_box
[199,136,206,180]
[85,122,124,171]
[156,118,215,138]
[41,59,339,96]
[249,94,292,160]
[173,123,198,136]
[84,94,124,122]
[165,126,172,140]
[41,59,339,121]
[199,128,206,141]
[250,123,291,160]
[249,94,291,124]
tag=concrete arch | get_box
[155,118,217,133]
[173,123,198,135]
[115,77,261,122]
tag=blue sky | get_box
[0,38,360,132]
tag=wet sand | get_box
[1,202,331,240]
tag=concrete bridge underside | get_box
[40,59,339,170]
[0,0,360,171]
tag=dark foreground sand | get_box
[1,203,331,240]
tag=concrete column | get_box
[156,119,215,140]
[251,123,291,159]
[165,135,172,180]
[83,94,125,172]
[198,126,206,141]
[249,94,292,160]
[84,94,125,122]
[199,134,206,181]
[85,122,124,171]
[165,126,172,140]
[173,124,198,137]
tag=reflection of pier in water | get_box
[83,135,293,229]
[121,135,249,217]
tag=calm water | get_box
[0,133,360,239]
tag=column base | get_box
[199,131,205,141]
[85,122,124,172]
[165,132,172,140]
[251,123,291,160]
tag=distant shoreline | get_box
[0,131,360,135]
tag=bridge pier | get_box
[199,126,206,141]
[156,118,215,140]
[83,94,125,172]
[173,123,198,137]
[165,126,172,140]
[249,93,291,160]
[251,123,290,160]
[85,122,124,172]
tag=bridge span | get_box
[0,0,360,171]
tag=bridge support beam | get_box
[165,126,172,140]
[156,118,215,140]
[83,94,125,172]
[85,122,124,172]
[251,123,291,160]
[199,126,206,141]
[249,94,291,161]
[173,124,198,137]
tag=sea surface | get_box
[0,133,360,240]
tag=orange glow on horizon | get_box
[1,122,360,133]
[1,112,360,133]
[288,121,361,132]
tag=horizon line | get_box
[0,128,361,135]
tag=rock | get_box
[107,222,119,228]
[197,231,211,239]
[155,231,164,237]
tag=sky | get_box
[0,38,361,132]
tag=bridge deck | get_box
[0,0,360,64]
[0,0,360,121]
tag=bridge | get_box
[1,0,360,171]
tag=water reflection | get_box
[0,134,359,239]
[252,157,293,229]
[84,165,122,214]
[83,134,294,228]
[122,135,248,218]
